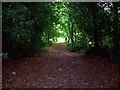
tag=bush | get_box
[68,34,92,53]
[85,47,111,58]
[111,48,120,61]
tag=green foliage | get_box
[2,2,69,59]
[2,3,56,59]
[68,33,93,53]
[2,2,120,61]
[67,2,120,60]
[101,36,113,48]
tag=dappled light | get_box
[2,2,120,88]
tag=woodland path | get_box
[2,43,119,88]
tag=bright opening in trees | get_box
[56,37,65,43]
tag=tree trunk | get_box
[47,30,50,44]
[74,26,77,42]
[71,22,74,44]
[92,3,100,48]
[68,22,71,43]
[112,2,119,60]
[113,3,119,49]
[93,28,99,48]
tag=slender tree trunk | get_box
[74,27,77,42]
[92,3,100,48]
[93,28,99,48]
[48,34,50,44]
[113,3,119,49]
[47,30,50,44]
[68,22,71,43]
[112,2,119,60]
[71,22,74,44]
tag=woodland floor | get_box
[2,43,119,88]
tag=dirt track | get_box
[2,43,119,88]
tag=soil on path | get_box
[2,43,119,88]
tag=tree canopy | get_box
[2,2,120,60]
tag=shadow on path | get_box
[2,43,119,88]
